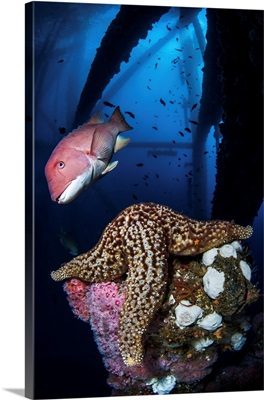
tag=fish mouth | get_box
[55,194,62,203]
[54,189,67,204]
[52,182,73,204]
[53,179,81,205]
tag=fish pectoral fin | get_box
[90,127,113,159]
[102,161,119,175]
[114,135,130,153]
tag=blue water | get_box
[30,2,263,398]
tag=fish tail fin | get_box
[110,106,133,132]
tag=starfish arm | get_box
[168,216,253,256]
[51,222,127,282]
[117,218,168,366]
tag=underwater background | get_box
[25,1,263,398]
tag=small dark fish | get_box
[147,86,151,90]
[169,100,174,104]
[136,163,144,167]
[172,140,176,144]
[189,120,198,125]
[175,48,183,52]
[191,103,198,111]
[166,24,172,31]
[153,154,157,158]
[204,151,209,155]
[125,111,135,119]
[156,173,159,178]
[179,131,184,137]
[155,63,158,69]
[184,127,191,133]
[160,98,166,106]
[186,79,190,86]
[103,101,115,108]
[188,56,193,59]
[58,127,66,135]
[148,39,151,43]
[58,59,64,63]
[104,113,109,118]
[183,153,187,157]
[132,194,138,200]
[152,126,158,131]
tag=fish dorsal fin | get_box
[114,135,130,153]
[110,106,133,132]
[102,161,118,175]
[86,112,104,125]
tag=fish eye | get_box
[58,161,65,169]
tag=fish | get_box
[184,127,191,133]
[189,120,198,125]
[125,111,135,119]
[103,101,115,108]
[179,131,184,137]
[58,127,66,134]
[58,59,64,63]
[160,98,166,106]
[58,228,78,256]
[45,106,132,204]
[136,163,144,167]
[191,103,198,111]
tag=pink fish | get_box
[45,106,132,204]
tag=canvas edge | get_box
[25,2,35,399]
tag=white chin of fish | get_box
[57,171,92,204]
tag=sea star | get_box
[51,202,253,366]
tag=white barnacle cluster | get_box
[230,332,246,351]
[175,300,203,329]
[239,260,251,281]
[197,312,222,331]
[201,240,252,302]
[202,241,241,266]
[147,375,177,395]
[203,267,225,299]
[192,337,214,351]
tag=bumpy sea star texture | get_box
[63,243,259,395]
[52,202,253,367]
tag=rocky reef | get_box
[63,240,260,395]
